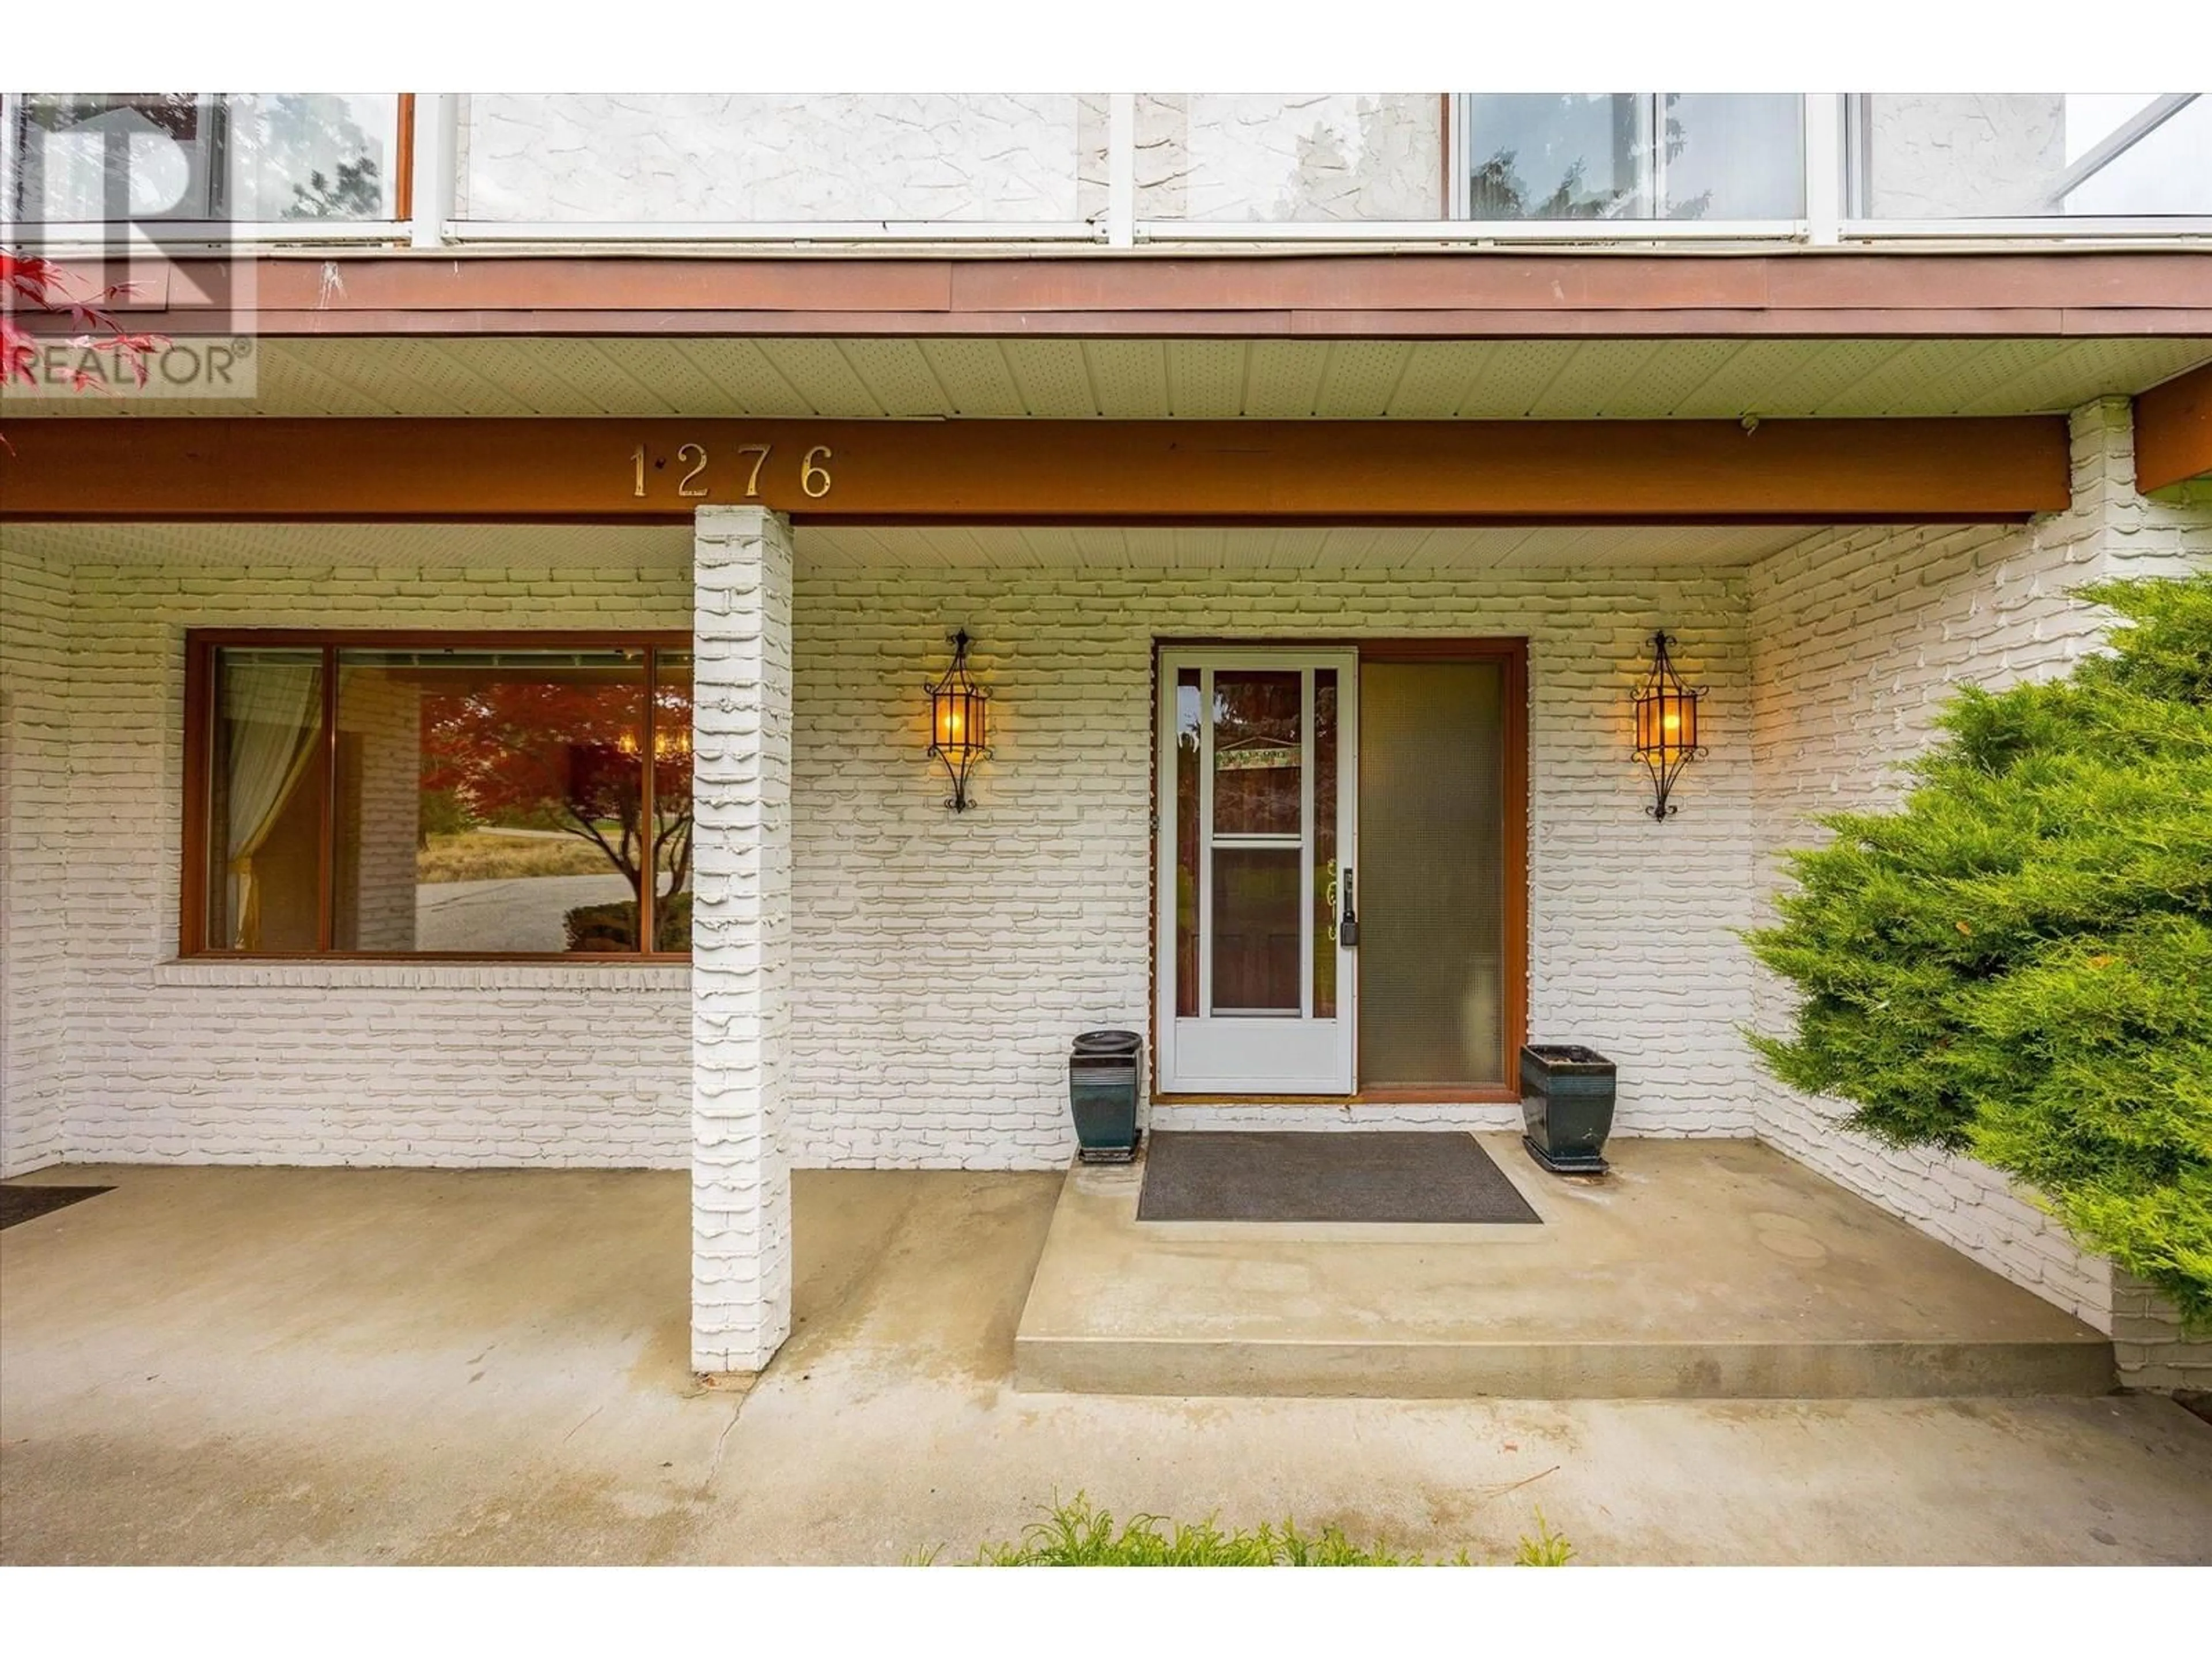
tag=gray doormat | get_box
[0,1185,113,1230]
[1136,1131,1540,1225]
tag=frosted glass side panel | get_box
[1312,669,1338,1021]
[1358,661,1508,1087]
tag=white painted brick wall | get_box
[691,506,795,1372]
[1,543,74,1176]
[786,569,1758,1169]
[3,544,1758,1176]
[2112,1270,2212,1394]
[1745,400,2212,1384]
[0,543,694,1171]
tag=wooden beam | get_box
[2135,362,2212,493]
[0,416,2071,524]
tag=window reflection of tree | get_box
[241,94,385,220]
[1467,94,1715,221]
[11,93,388,221]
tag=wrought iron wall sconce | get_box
[1631,630,1706,821]
[926,628,990,812]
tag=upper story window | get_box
[185,634,692,960]
[8,93,402,226]
[1457,94,1805,221]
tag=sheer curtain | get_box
[222,658,323,948]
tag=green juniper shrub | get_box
[1747,573,2212,1325]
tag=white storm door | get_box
[1155,648,1358,1094]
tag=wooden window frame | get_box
[181,628,694,963]
[1146,637,1530,1106]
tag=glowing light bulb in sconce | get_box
[925,628,991,813]
[1630,630,1705,822]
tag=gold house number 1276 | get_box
[630,442,833,501]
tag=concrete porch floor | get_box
[1016,1135,2115,1399]
[2,1164,2209,1565]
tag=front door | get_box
[1154,649,1358,1094]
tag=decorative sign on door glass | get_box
[1211,671,1301,837]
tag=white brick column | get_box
[691,506,795,1374]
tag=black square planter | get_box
[1069,1029,1143,1162]
[1520,1044,1616,1175]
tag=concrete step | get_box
[1012,1137,2116,1401]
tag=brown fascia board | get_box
[24,248,2212,340]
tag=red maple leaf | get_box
[1,249,170,446]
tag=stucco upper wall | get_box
[456,92,1444,227]
[441,93,2121,230]
[1861,94,2066,218]
[1137,94,1445,221]
[456,94,1107,223]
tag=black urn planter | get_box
[1520,1044,1616,1175]
[1068,1029,1143,1162]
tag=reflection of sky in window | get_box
[2063,93,2209,214]
[2065,96,2160,162]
